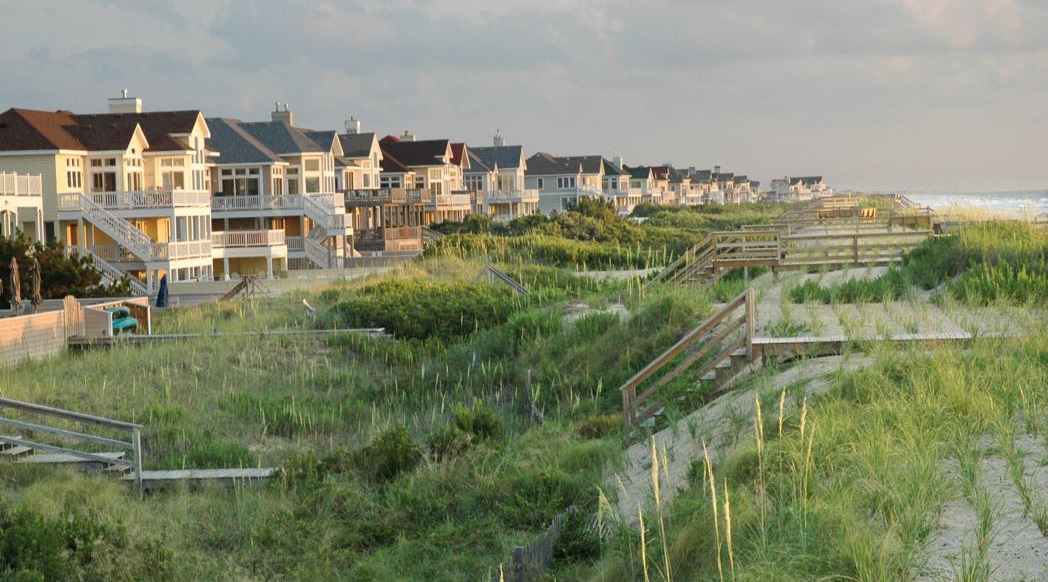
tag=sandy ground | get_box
[612,265,1045,576]
[917,436,1048,581]
[614,354,870,525]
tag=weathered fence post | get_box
[745,288,755,361]
[511,546,525,582]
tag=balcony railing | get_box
[57,190,210,212]
[210,194,304,212]
[286,236,305,252]
[212,229,286,248]
[356,226,422,242]
[484,189,540,203]
[342,188,416,205]
[90,240,212,263]
[426,192,473,209]
[0,173,42,197]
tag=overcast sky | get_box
[2,0,1045,191]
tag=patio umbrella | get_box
[31,257,42,313]
[9,257,19,315]
[155,274,169,308]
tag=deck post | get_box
[745,288,755,360]
[132,427,143,497]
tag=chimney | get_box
[612,156,624,169]
[714,165,721,175]
[272,102,294,126]
[493,130,505,147]
[345,116,361,134]
[400,130,416,142]
[108,89,143,114]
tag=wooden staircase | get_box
[0,397,275,494]
[620,288,756,430]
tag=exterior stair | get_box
[83,248,150,296]
[77,194,155,262]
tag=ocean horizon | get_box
[896,189,1048,216]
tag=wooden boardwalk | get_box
[753,331,1014,359]
[67,327,387,347]
[121,468,277,491]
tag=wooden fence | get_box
[491,506,577,582]
[621,288,755,429]
[0,296,151,368]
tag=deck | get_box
[121,468,277,491]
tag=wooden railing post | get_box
[745,288,755,360]
[132,427,143,497]
[511,546,525,582]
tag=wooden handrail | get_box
[621,288,755,429]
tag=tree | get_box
[0,232,131,308]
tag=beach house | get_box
[466,135,539,221]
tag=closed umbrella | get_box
[155,274,169,308]
[31,257,42,313]
[9,258,20,315]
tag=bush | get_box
[355,425,423,482]
[574,413,623,439]
[426,426,473,460]
[329,280,519,341]
[452,399,503,443]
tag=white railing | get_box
[428,192,473,208]
[484,189,540,203]
[210,194,305,212]
[0,173,42,197]
[304,235,331,269]
[81,249,150,296]
[156,240,212,260]
[212,230,286,248]
[302,194,349,232]
[57,190,209,211]
[285,236,304,252]
[77,194,155,259]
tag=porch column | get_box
[223,258,230,281]
[266,257,274,279]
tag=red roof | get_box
[0,107,201,153]
[450,142,467,166]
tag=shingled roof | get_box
[380,139,451,167]
[0,108,203,153]
[206,118,283,165]
[524,153,578,175]
[469,145,524,171]
[338,132,377,159]
[235,121,326,155]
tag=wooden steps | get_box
[751,331,1011,360]
[122,468,276,492]
[18,451,127,473]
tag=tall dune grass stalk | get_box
[703,441,724,582]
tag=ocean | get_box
[901,190,1048,217]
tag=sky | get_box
[1,0,1046,192]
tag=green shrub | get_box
[452,399,503,443]
[355,426,423,482]
[574,414,623,439]
[329,280,518,341]
[426,426,473,460]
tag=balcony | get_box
[355,226,423,252]
[211,229,288,259]
[210,194,304,213]
[425,192,473,210]
[57,190,210,213]
[90,240,212,264]
[483,189,540,204]
[342,188,417,206]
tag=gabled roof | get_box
[470,145,525,171]
[236,121,326,155]
[602,157,628,177]
[691,169,712,182]
[205,118,283,165]
[338,132,378,158]
[0,108,204,153]
[666,167,690,184]
[380,151,411,174]
[465,150,494,174]
[524,152,578,176]
[303,129,342,157]
[560,155,604,175]
[650,166,670,181]
[450,143,467,167]
[789,176,823,186]
[380,139,451,167]
[625,165,653,180]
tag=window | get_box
[304,159,320,172]
[414,176,425,190]
[557,177,576,189]
[161,170,185,190]
[536,178,544,189]
[497,175,513,191]
[305,177,320,193]
[287,178,299,195]
[66,170,82,189]
[464,175,484,192]
[92,172,117,192]
[429,182,443,196]
[272,178,283,195]
[428,168,442,181]
[362,174,370,189]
